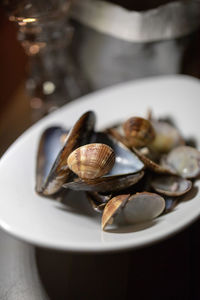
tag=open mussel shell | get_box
[63,132,144,192]
[35,126,67,194]
[91,132,144,176]
[151,175,192,197]
[123,192,165,224]
[63,171,144,193]
[37,111,96,196]
[102,194,130,230]
[163,146,200,178]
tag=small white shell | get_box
[151,175,192,196]
[164,146,200,178]
[123,192,165,224]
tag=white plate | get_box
[0,75,200,253]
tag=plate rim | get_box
[1,74,200,253]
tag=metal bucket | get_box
[70,0,200,90]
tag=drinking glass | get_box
[2,0,87,120]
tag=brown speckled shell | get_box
[102,194,130,230]
[123,117,155,148]
[67,143,115,179]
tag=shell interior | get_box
[91,132,144,176]
[165,146,200,178]
[151,175,192,196]
[35,126,67,193]
[123,192,165,224]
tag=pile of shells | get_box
[36,111,200,231]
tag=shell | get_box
[87,194,107,213]
[123,117,155,148]
[91,132,144,176]
[163,146,200,178]
[67,143,115,180]
[63,132,144,193]
[164,197,179,213]
[63,171,144,193]
[102,194,130,230]
[151,175,192,196]
[37,111,95,196]
[132,147,175,175]
[35,126,67,194]
[150,120,184,153]
[123,192,165,224]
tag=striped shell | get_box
[123,117,155,148]
[67,143,115,180]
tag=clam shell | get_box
[151,175,192,196]
[123,192,165,224]
[164,146,200,178]
[67,143,115,179]
[102,194,130,230]
[63,132,144,193]
[38,111,95,195]
[150,120,184,153]
[123,117,155,148]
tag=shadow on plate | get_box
[54,189,97,218]
[180,185,199,203]
[105,219,158,234]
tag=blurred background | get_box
[0,0,200,156]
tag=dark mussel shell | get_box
[36,126,67,194]
[36,111,95,196]
[63,172,144,193]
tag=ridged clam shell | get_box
[102,194,130,230]
[67,143,115,179]
[123,117,155,148]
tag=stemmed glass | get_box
[2,0,87,121]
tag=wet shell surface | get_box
[63,171,144,193]
[151,175,192,196]
[164,146,200,178]
[150,120,184,153]
[35,126,67,194]
[123,192,165,224]
[67,143,115,180]
[102,194,130,230]
[123,117,155,148]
